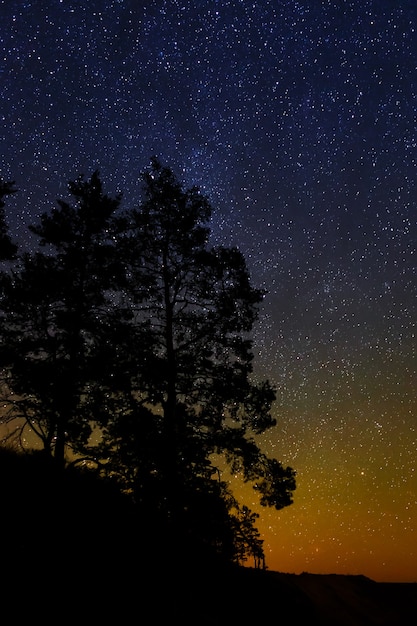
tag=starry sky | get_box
[1,0,416,582]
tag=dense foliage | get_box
[0,160,295,567]
[0,179,17,260]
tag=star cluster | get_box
[1,0,416,581]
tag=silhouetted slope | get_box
[267,572,417,626]
[125,567,417,625]
[1,447,416,625]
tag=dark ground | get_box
[4,555,415,625]
[1,448,415,624]
[162,566,417,626]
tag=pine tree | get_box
[0,161,295,565]
[100,158,296,560]
[0,172,123,465]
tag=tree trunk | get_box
[53,419,67,469]
[162,249,182,534]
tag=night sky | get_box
[1,0,416,582]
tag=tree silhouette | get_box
[98,158,296,562]
[0,172,123,465]
[0,179,17,260]
[232,505,265,568]
[0,160,296,566]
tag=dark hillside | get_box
[265,572,417,626]
[1,448,415,625]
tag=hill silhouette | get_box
[1,448,415,624]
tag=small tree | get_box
[232,505,265,568]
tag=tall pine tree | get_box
[99,158,296,559]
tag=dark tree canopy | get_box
[0,179,17,260]
[0,159,295,566]
[0,172,123,464]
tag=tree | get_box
[232,505,265,568]
[99,158,296,561]
[0,179,17,260]
[0,160,296,565]
[0,172,123,465]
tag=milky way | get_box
[1,0,416,581]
